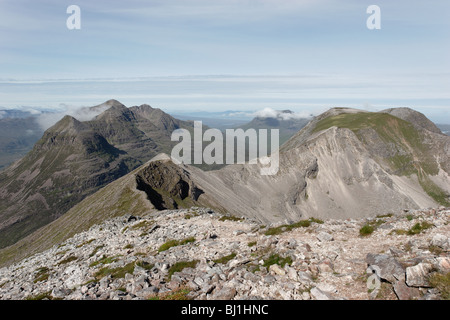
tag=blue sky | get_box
[0,0,449,122]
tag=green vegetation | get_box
[213,252,237,265]
[25,291,54,300]
[418,174,450,207]
[130,220,154,231]
[391,221,434,236]
[377,213,394,218]
[57,255,77,266]
[359,218,386,237]
[94,261,136,280]
[89,255,120,268]
[390,229,409,235]
[428,272,450,300]
[264,217,323,236]
[407,221,434,235]
[359,224,375,236]
[167,260,199,281]
[89,245,105,257]
[148,287,191,300]
[75,238,95,248]
[247,241,257,247]
[33,267,50,283]
[158,237,196,252]
[263,254,293,269]
[219,215,244,222]
[136,260,154,271]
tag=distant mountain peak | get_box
[381,107,442,134]
[103,99,126,108]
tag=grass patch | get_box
[407,221,434,235]
[428,272,450,300]
[89,245,104,258]
[213,252,237,265]
[33,267,50,283]
[148,287,191,300]
[57,255,77,266]
[76,238,95,248]
[158,237,196,252]
[390,229,409,235]
[377,213,394,218]
[406,214,415,221]
[89,255,119,268]
[124,244,134,249]
[359,218,386,237]
[130,220,154,231]
[247,241,257,247]
[136,260,154,271]
[359,224,375,236]
[391,221,434,236]
[94,261,136,280]
[264,218,322,236]
[263,254,293,269]
[428,245,444,256]
[167,260,199,281]
[25,291,53,300]
[219,215,244,222]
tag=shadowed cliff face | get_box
[0,100,194,249]
[135,160,205,210]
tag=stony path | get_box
[0,207,448,300]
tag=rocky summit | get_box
[0,207,448,300]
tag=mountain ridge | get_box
[1,106,448,267]
[0,100,195,248]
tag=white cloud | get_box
[252,107,313,120]
[35,103,111,131]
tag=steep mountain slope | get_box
[0,100,194,248]
[1,107,448,267]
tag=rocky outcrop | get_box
[0,207,448,300]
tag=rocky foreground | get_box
[0,207,449,300]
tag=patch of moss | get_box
[428,272,450,300]
[407,221,434,235]
[57,255,77,266]
[247,241,257,247]
[359,224,375,236]
[219,215,244,222]
[359,218,386,237]
[167,260,199,280]
[89,255,119,268]
[148,287,191,300]
[75,238,95,248]
[94,261,136,280]
[213,252,237,264]
[25,291,53,300]
[264,217,323,236]
[33,267,50,283]
[136,260,154,271]
[158,237,196,252]
[89,245,104,257]
[263,254,293,269]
